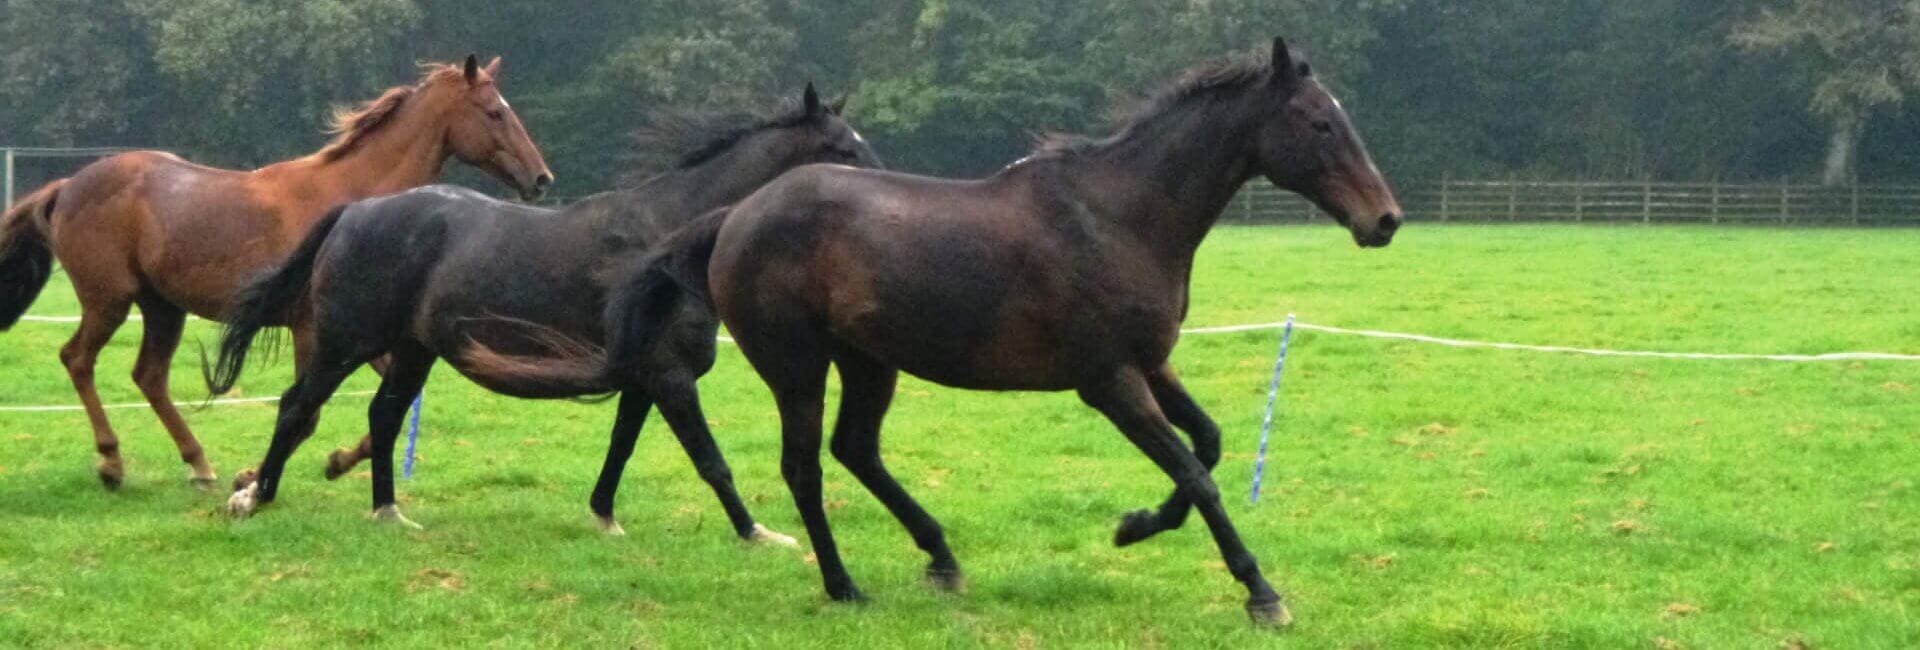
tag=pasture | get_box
[1,224,1915,648]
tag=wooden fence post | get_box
[1710,181,1720,224]
[2,148,13,214]
[1242,188,1254,222]
[1574,182,1584,222]
[1507,176,1518,221]
[1440,175,1451,222]
[1642,179,1652,224]
[1851,181,1861,225]
[1779,178,1790,224]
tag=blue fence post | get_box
[402,394,423,479]
[1250,315,1296,505]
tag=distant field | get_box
[2,224,1916,648]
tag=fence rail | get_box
[1233,179,1920,225]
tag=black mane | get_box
[621,97,817,186]
[1037,50,1283,156]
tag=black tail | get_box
[603,205,727,376]
[203,205,348,394]
[459,206,729,389]
[0,180,64,330]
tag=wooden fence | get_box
[1232,179,1920,225]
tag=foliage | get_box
[2,1,1919,190]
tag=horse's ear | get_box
[803,83,822,116]
[484,56,503,79]
[1272,37,1302,93]
[463,54,480,84]
[829,94,848,115]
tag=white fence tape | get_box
[21,311,1920,362]
[7,313,1917,414]
[0,391,376,413]
[1182,321,1920,362]
[19,314,208,323]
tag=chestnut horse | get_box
[206,87,878,537]
[492,39,1402,624]
[0,55,551,490]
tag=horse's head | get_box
[770,83,885,171]
[442,55,554,201]
[1250,38,1402,248]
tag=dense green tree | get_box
[0,0,158,146]
[1,1,1916,191]
[1733,0,1920,185]
[128,0,423,165]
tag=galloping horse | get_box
[207,87,879,538]
[0,55,552,490]
[499,39,1402,624]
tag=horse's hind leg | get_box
[130,297,217,488]
[588,391,652,536]
[646,370,793,545]
[1079,367,1287,626]
[739,333,858,600]
[60,297,132,490]
[227,342,373,518]
[828,351,961,591]
[365,343,434,529]
[1114,364,1220,546]
[286,323,369,480]
[323,353,391,480]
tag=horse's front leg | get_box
[1114,363,1220,546]
[323,353,393,480]
[1079,366,1288,627]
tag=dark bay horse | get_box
[208,87,879,539]
[494,39,1402,624]
[0,56,551,490]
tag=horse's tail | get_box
[460,206,729,391]
[0,179,65,330]
[203,204,347,395]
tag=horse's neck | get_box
[600,152,788,242]
[1075,103,1258,259]
[287,99,451,203]
[670,145,791,212]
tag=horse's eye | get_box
[486,109,505,121]
[1312,120,1334,135]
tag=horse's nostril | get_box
[1379,213,1402,232]
[534,174,554,189]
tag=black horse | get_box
[207,86,880,541]
[473,39,1402,625]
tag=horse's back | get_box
[715,163,1146,390]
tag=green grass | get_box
[2,224,1916,648]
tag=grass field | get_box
[2,224,1916,648]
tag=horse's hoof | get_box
[1247,599,1293,628]
[597,515,626,537]
[226,484,259,519]
[745,523,800,548]
[323,449,355,481]
[827,585,868,603]
[925,567,967,594]
[97,464,125,491]
[1114,509,1160,547]
[371,505,424,530]
[231,468,259,491]
[189,474,219,492]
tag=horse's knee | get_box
[131,363,168,395]
[59,347,93,380]
[1176,475,1221,504]
[692,459,734,485]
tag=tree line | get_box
[2,0,1916,194]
